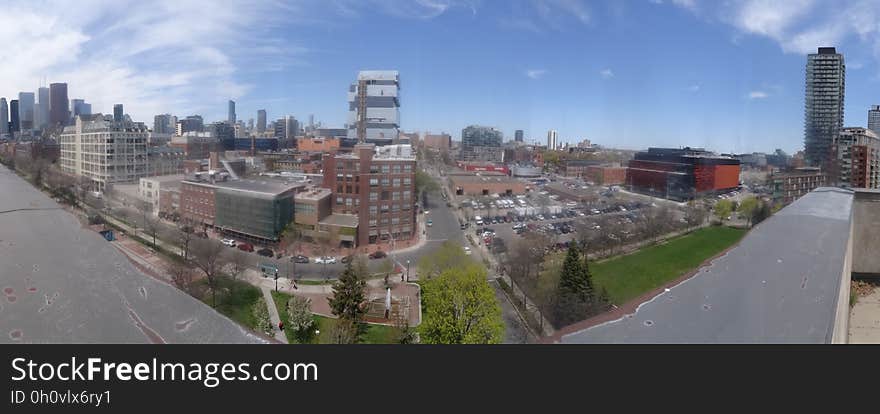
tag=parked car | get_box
[463,246,472,255]
[291,255,309,264]
[315,256,337,264]
[426,219,433,227]
[257,248,274,257]
[369,251,387,259]
[221,238,236,247]
[341,255,353,264]
[237,243,254,252]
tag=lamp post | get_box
[405,259,410,282]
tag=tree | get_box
[166,261,195,294]
[558,242,592,300]
[418,263,504,344]
[177,218,196,261]
[714,199,734,223]
[417,241,472,279]
[378,257,394,283]
[286,295,315,335]
[553,242,607,327]
[328,261,367,322]
[684,200,707,230]
[225,250,248,295]
[389,311,416,344]
[737,197,760,227]
[252,296,274,336]
[144,214,160,248]
[191,239,226,307]
[752,200,773,225]
[321,319,358,344]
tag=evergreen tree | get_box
[328,261,366,322]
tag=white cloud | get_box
[0,0,308,122]
[526,69,548,79]
[748,91,769,99]
[600,69,615,79]
[668,0,880,63]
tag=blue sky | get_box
[4,0,880,154]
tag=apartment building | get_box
[59,115,149,191]
[770,167,828,205]
[322,143,416,247]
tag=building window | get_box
[393,165,401,173]
[369,178,379,186]
[403,164,412,172]
[403,177,411,186]
[393,192,400,201]
[381,178,390,186]
[393,178,400,187]
[337,196,344,204]
[369,192,378,201]
[403,190,411,200]
[382,165,390,173]
[370,206,378,214]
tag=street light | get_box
[405,259,411,282]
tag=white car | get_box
[221,239,236,247]
[463,246,472,255]
[314,256,337,264]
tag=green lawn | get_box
[196,276,263,330]
[591,226,747,305]
[271,290,395,344]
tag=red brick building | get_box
[585,166,627,185]
[179,180,216,226]
[626,147,740,201]
[322,143,417,246]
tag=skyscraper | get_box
[460,125,503,162]
[804,47,845,167]
[36,87,49,131]
[0,98,8,135]
[547,130,558,150]
[257,110,267,133]
[71,99,91,119]
[515,130,524,143]
[10,100,20,133]
[228,100,236,124]
[153,114,173,134]
[49,83,69,127]
[18,92,35,131]
[286,116,299,139]
[869,105,880,136]
[113,104,124,122]
[346,70,400,145]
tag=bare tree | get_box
[225,249,248,295]
[177,218,196,261]
[166,261,195,294]
[191,239,226,307]
[321,319,358,344]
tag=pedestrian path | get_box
[261,286,288,343]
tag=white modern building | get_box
[547,130,558,150]
[59,115,149,191]
[346,70,400,145]
[139,174,183,215]
[868,105,880,137]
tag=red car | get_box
[237,242,254,252]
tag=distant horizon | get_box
[3,1,880,155]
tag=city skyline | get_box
[4,1,880,153]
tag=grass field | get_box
[271,290,394,344]
[196,276,263,330]
[591,226,747,305]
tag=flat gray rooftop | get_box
[0,166,266,343]
[562,187,853,343]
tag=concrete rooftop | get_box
[0,165,266,344]
[561,187,854,344]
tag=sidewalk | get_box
[260,286,288,343]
